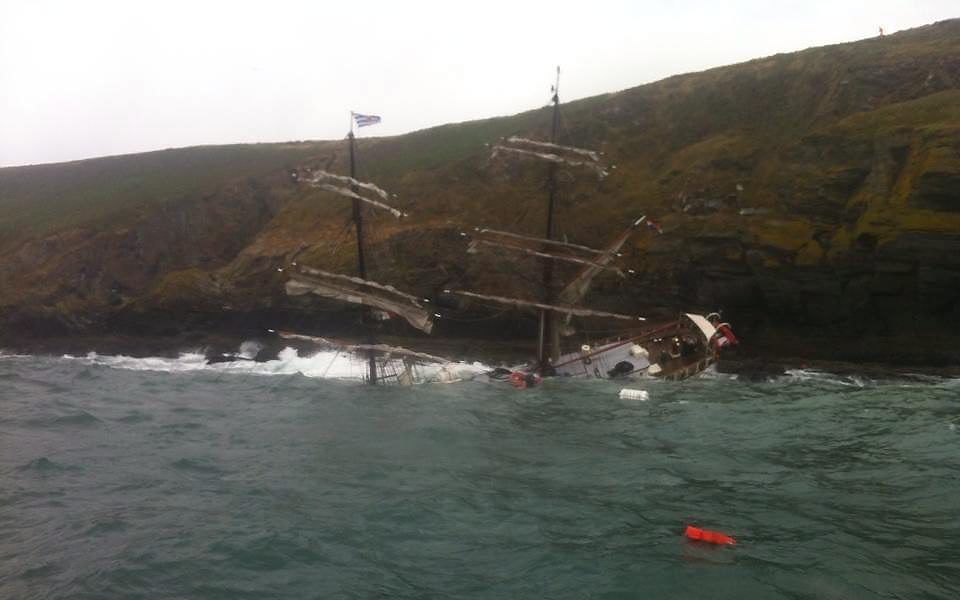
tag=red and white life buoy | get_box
[711,322,739,349]
[718,323,738,345]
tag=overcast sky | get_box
[0,0,956,167]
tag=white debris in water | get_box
[618,388,649,401]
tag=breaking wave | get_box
[11,345,955,387]
[782,368,872,387]
[63,345,490,383]
[781,368,955,387]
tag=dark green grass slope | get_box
[2,19,957,248]
[0,142,334,243]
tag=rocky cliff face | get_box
[1,20,958,363]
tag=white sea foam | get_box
[63,345,489,383]
[237,340,264,360]
[64,351,210,372]
[785,368,960,387]
[782,368,871,387]
[692,365,736,381]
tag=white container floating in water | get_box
[618,388,649,401]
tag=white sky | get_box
[0,0,956,167]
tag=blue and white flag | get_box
[352,112,381,127]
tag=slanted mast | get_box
[557,217,647,306]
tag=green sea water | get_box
[1,353,958,599]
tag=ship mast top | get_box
[538,66,562,373]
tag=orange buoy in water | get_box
[684,525,736,545]
[509,371,541,389]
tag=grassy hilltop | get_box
[1,19,959,363]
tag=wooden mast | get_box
[538,66,562,373]
[348,114,378,384]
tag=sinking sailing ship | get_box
[280,112,462,385]
[451,69,738,382]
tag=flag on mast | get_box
[352,112,381,127]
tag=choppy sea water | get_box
[1,349,958,599]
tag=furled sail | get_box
[491,134,608,178]
[447,289,644,321]
[503,136,600,162]
[304,170,390,200]
[296,168,407,218]
[314,183,407,218]
[466,238,624,276]
[471,227,606,255]
[491,145,609,178]
[278,332,449,363]
[558,217,645,305]
[296,265,425,306]
[287,269,433,334]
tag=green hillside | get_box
[1,19,958,363]
[0,142,340,241]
